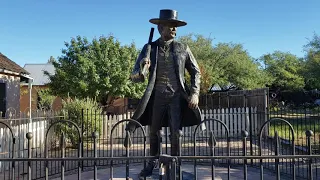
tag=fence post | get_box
[171,157,177,180]
[208,130,216,179]
[81,109,84,171]
[177,130,183,180]
[12,135,16,180]
[263,89,269,137]
[123,130,131,180]
[306,130,314,180]
[26,132,33,180]
[60,132,65,180]
[274,131,280,180]
[242,130,248,180]
[248,107,253,166]
[227,92,230,108]
[92,131,98,180]
[78,129,82,180]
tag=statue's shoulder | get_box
[149,39,158,48]
[151,40,157,46]
[173,40,188,52]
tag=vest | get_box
[155,39,179,94]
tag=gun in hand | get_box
[140,27,154,78]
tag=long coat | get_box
[127,39,202,131]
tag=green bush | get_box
[37,88,56,110]
[56,97,103,148]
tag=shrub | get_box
[55,97,103,148]
[37,88,56,110]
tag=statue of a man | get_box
[126,9,202,178]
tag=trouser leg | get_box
[168,93,182,156]
[138,92,169,178]
[139,89,181,178]
[150,91,168,156]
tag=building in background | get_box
[0,53,32,118]
[20,63,62,112]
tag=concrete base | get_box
[144,168,194,180]
[52,163,288,180]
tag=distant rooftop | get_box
[0,52,29,74]
[23,63,55,85]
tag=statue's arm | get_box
[185,45,201,96]
[130,44,148,83]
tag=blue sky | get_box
[1,0,319,67]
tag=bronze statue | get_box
[126,9,202,178]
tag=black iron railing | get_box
[0,118,319,180]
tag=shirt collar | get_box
[158,38,174,47]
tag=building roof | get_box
[0,53,29,74]
[23,63,55,85]
[209,83,238,93]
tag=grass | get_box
[268,111,320,147]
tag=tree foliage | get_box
[177,34,271,93]
[56,97,102,148]
[37,88,56,110]
[302,33,320,90]
[44,35,146,105]
[304,33,320,53]
[48,56,56,63]
[260,51,305,90]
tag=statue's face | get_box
[158,23,177,41]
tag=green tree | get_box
[48,56,56,63]
[44,35,146,106]
[302,33,320,89]
[177,34,270,93]
[260,51,305,90]
[304,33,320,52]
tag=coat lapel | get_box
[149,40,158,77]
[171,41,181,77]
[172,41,188,94]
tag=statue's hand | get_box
[140,58,151,70]
[123,131,133,149]
[188,94,199,109]
[123,123,135,148]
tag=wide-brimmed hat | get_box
[149,9,187,27]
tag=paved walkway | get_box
[52,163,293,180]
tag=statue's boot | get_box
[138,136,159,179]
[138,159,157,179]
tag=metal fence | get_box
[0,117,319,180]
[1,103,320,179]
[199,87,268,109]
